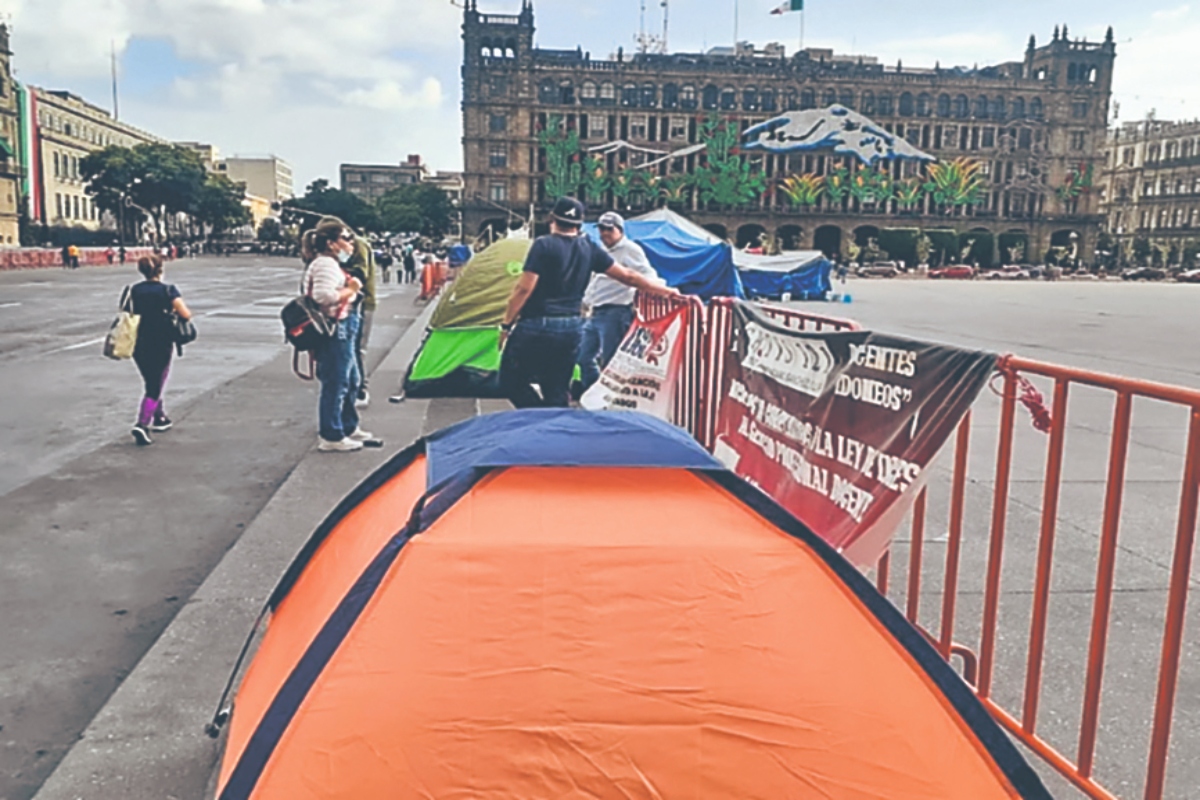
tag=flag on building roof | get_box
[770,0,803,14]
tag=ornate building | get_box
[0,26,22,246]
[1102,119,1200,266]
[461,1,1114,265]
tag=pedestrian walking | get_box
[577,212,660,394]
[303,222,374,452]
[61,244,70,269]
[498,197,679,409]
[403,247,417,284]
[129,255,192,446]
[105,245,116,265]
[68,243,81,269]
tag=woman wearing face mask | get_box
[303,222,373,452]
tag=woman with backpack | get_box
[303,222,373,452]
[129,254,192,446]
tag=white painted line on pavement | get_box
[0,301,21,308]
[54,336,105,353]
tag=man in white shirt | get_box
[577,212,661,392]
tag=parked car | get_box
[1121,267,1168,281]
[929,265,975,280]
[857,262,900,278]
[1177,268,1200,283]
[987,265,1031,280]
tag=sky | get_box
[2,0,1198,192]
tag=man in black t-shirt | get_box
[498,197,678,408]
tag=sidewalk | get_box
[30,289,500,800]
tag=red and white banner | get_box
[582,305,690,421]
[712,303,996,566]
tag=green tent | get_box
[403,238,531,398]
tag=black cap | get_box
[551,196,586,226]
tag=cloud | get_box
[1111,5,1200,121]
[1151,4,1191,22]
[0,0,464,186]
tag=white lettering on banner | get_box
[741,323,835,398]
[581,311,684,419]
[830,474,876,523]
[834,374,914,412]
[848,343,918,377]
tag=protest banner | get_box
[581,305,690,421]
[712,302,996,565]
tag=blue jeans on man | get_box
[578,304,635,391]
[500,316,584,408]
[316,311,361,441]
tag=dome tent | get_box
[402,238,531,398]
[213,410,1053,800]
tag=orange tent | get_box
[211,410,1051,800]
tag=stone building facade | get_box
[1101,119,1200,266]
[461,1,1114,265]
[0,26,22,246]
[30,87,162,231]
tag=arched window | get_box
[743,86,759,111]
[761,89,777,112]
[954,94,969,118]
[1011,97,1026,119]
[916,93,931,116]
[558,80,575,105]
[641,83,657,108]
[937,94,951,117]
[801,88,816,109]
[1030,97,1043,119]
[860,91,875,115]
[839,89,855,110]
[720,86,737,110]
[899,92,914,116]
[974,95,989,118]
[822,87,837,107]
[681,84,697,109]
[1068,63,1078,82]
[784,88,799,110]
[991,96,1006,120]
[504,39,517,58]
[702,84,719,110]
[581,81,597,102]
[621,83,638,107]
[876,93,894,115]
[480,42,492,58]
[600,82,616,104]
[539,79,556,104]
[1166,141,1178,160]
[662,83,679,109]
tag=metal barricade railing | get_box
[873,356,1200,800]
[636,292,1200,800]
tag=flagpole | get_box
[800,9,805,52]
[733,0,739,48]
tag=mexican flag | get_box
[770,0,803,13]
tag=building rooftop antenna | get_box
[635,0,666,54]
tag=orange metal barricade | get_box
[637,291,1199,800]
[873,358,1200,800]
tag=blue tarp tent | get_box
[737,251,834,301]
[585,210,744,300]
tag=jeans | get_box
[577,305,635,391]
[355,307,374,395]
[316,311,361,441]
[500,316,584,409]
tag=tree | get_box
[692,117,766,208]
[257,217,283,243]
[80,143,208,241]
[376,183,454,237]
[1131,234,1152,266]
[192,174,251,238]
[284,179,379,232]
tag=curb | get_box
[30,293,440,800]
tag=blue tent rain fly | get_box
[585,211,744,300]
[737,250,834,301]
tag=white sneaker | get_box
[318,437,364,452]
[355,390,370,409]
[348,427,374,442]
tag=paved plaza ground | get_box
[0,262,1196,799]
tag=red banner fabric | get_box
[712,302,997,566]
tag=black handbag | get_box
[171,313,197,355]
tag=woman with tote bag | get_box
[128,255,192,446]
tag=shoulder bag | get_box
[103,285,140,360]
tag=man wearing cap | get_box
[577,211,661,393]
[499,197,678,408]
